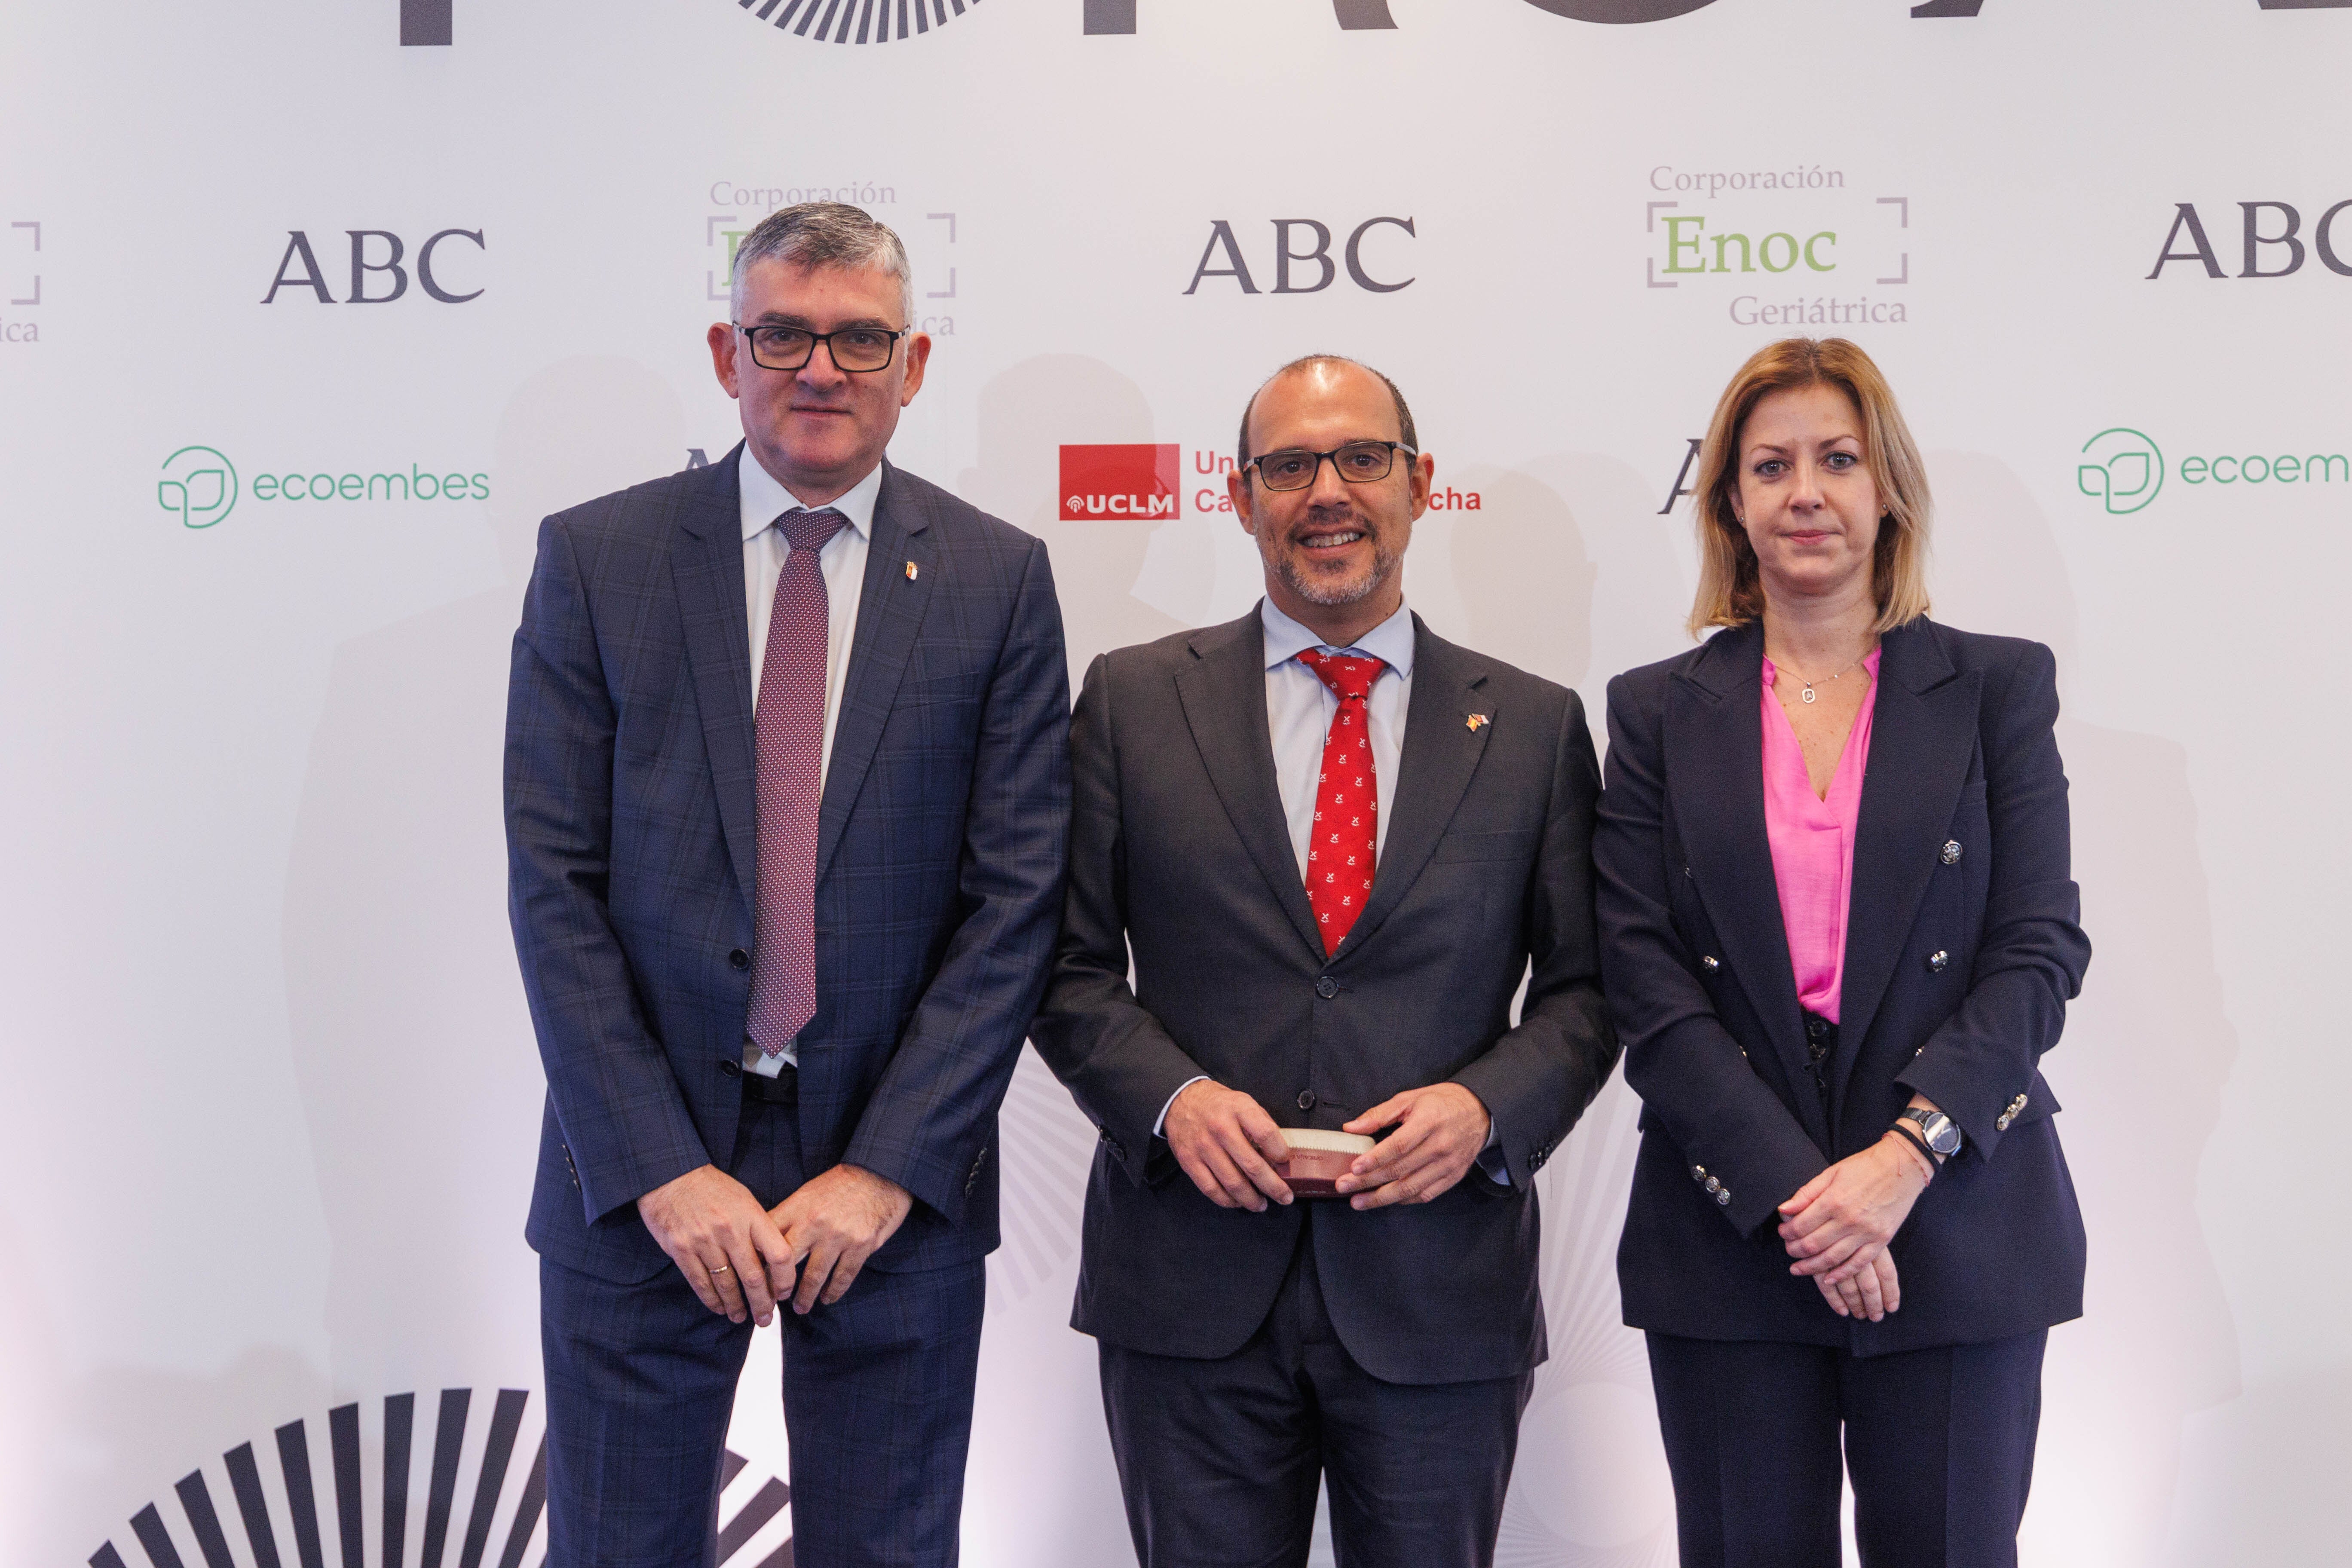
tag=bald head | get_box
[1236,355,1418,469]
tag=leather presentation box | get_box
[1274,1129,1375,1198]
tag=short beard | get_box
[1271,518,1397,608]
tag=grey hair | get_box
[729,202,915,325]
[1236,354,1419,469]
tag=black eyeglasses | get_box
[1245,441,1418,492]
[734,323,912,374]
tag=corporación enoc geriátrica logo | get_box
[158,448,490,530]
[1643,164,1915,328]
[2077,427,2349,515]
[701,183,961,334]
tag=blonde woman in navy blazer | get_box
[1595,338,2091,1568]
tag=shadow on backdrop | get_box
[281,358,687,1396]
[1451,454,1686,1567]
[1927,451,2243,1566]
[958,353,1200,694]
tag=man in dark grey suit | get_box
[506,204,1068,1566]
[1030,356,1618,1568]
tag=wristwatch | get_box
[1898,1107,1962,1161]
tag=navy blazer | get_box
[1596,618,2090,1356]
[505,448,1070,1283]
[1031,612,1617,1386]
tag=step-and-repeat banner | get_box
[5,3,2349,1564]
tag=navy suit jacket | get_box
[1031,612,1618,1386]
[1596,618,2091,1356]
[506,448,1069,1283]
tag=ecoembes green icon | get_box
[159,446,239,529]
[2076,429,2164,515]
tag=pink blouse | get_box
[1759,649,1881,1023]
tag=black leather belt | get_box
[741,1060,800,1103]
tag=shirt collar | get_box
[738,445,882,545]
[1259,595,1417,680]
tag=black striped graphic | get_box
[90,1389,793,1568]
[734,0,980,45]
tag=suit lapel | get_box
[1174,614,1328,964]
[1664,622,1826,1144]
[1329,619,1492,964]
[1831,621,1980,1100]
[817,462,936,879]
[670,446,760,915]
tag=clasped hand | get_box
[1163,1079,1491,1213]
[1776,1133,1933,1323]
[637,1162,912,1325]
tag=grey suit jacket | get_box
[1029,609,1617,1385]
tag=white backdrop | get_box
[5,2,2350,1564]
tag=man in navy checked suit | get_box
[505,204,1069,1567]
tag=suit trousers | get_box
[1645,1328,2048,1568]
[540,1077,987,1568]
[1097,1215,1534,1568]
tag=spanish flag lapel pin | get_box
[1466,713,1489,732]
[905,560,919,581]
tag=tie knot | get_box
[778,507,848,554]
[1297,648,1384,701]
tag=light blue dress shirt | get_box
[1155,597,1507,1182]
[1259,596,1416,877]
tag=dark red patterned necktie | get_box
[1296,649,1385,956]
[748,507,848,1058]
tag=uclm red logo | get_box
[1060,444,1180,521]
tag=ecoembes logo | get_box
[2077,427,2347,515]
[1060,444,1179,521]
[158,447,490,530]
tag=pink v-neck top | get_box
[1759,649,1882,1023]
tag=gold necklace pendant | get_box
[1801,685,1819,704]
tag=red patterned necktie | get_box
[748,507,849,1057]
[1296,649,1385,956]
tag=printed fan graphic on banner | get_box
[728,0,985,44]
[86,1389,796,1568]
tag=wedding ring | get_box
[710,1264,732,1274]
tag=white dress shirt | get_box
[1155,597,1505,1182]
[739,445,881,1073]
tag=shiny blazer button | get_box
[1315,976,1340,999]
[1715,1188,1733,1206]
[1701,955,1721,974]
[727,947,751,970]
[1996,1114,2013,1132]
[1297,1090,1317,1111]
[1691,1164,1707,1181]
[1927,949,1950,973]
[719,1058,742,1078]
[1704,1176,1721,1194]
[1941,840,1963,865]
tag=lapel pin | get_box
[905,560,919,581]
[1466,714,1489,732]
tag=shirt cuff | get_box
[1154,1076,1211,1138]
[1475,1112,1510,1186]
